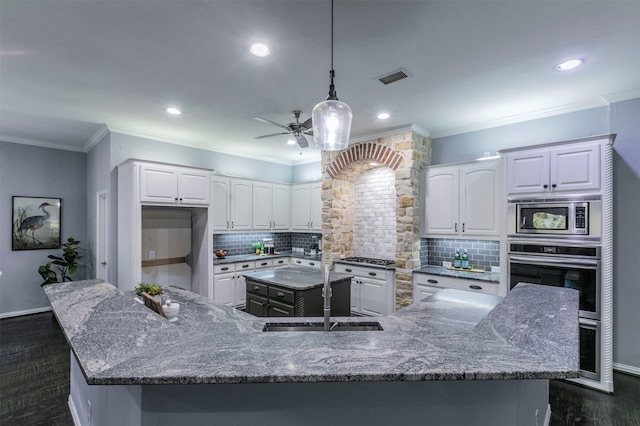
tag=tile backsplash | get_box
[420,238,500,270]
[214,232,322,256]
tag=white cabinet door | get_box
[310,183,322,231]
[460,162,499,236]
[425,167,459,235]
[507,142,601,195]
[291,184,312,230]
[271,184,290,230]
[359,278,386,316]
[230,180,252,231]
[414,284,440,303]
[252,182,272,230]
[211,178,231,231]
[551,143,601,192]
[178,169,210,205]
[506,149,549,195]
[213,272,235,306]
[140,165,179,203]
[140,164,210,205]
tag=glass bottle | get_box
[461,249,469,269]
[454,249,461,268]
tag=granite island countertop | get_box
[44,279,578,386]
[243,266,352,290]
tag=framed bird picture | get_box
[12,196,61,250]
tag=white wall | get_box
[0,142,87,317]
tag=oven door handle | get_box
[508,255,599,268]
[579,318,599,328]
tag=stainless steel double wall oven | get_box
[507,196,603,381]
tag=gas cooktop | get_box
[337,257,396,268]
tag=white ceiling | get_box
[1,0,638,165]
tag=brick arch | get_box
[326,142,404,178]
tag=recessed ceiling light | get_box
[166,107,182,115]
[250,43,270,57]
[556,59,583,71]
[377,112,390,120]
[287,139,296,145]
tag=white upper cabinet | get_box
[252,183,290,230]
[423,159,500,238]
[140,164,210,205]
[291,182,322,231]
[211,177,252,231]
[506,142,601,196]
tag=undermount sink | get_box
[262,321,384,332]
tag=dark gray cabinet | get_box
[245,278,350,317]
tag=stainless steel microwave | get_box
[507,199,601,239]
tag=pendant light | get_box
[312,0,352,151]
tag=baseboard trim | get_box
[0,306,52,319]
[614,362,640,377]
[68,395,82,426]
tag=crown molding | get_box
[0,134,86,152]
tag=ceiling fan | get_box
[254,110,313,148]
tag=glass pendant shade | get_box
[312,98,352,151]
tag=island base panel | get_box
[70,354,550,426]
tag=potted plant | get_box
[38,237,82,286]
[134,283,163,299]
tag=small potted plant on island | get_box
[134,283,164,302]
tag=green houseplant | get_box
[134,283,163,297]
[38,237,82,286]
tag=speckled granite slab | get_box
[242,266,353,290]
[44,279,578,386]
[213,251,322,266]
[414,265,500,283]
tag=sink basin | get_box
[262,321,384,332]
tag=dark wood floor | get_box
[1,312,639,426]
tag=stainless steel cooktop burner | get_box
[341,257,396,267]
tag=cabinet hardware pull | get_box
[253,286,260,290]
[261,262,267,266]
[543,184,548,189]
[231,221,234,228]
[368,272,377,276]
[278,260,284,264]
[179,198,183,202]
[309,262,315,266]
[242,264,250,268]
[427,279,438,284]
[345,268,352,272]
[277,292,284,297]
[296,260,301,264]
[469,285,482,290]
[221,267,229,271]
[455,223,458,232]
[226,221,229,228]
[174,197,178,201]
[551,183,557,188]
[462,223,465,232]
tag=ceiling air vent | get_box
[376,68,410,85]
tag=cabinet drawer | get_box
[236,261,255,271]
[214,264,234,274]
[273,258,289,268]
[268,286,295,305]
[414,273,499,295]
[256,259,273,269]
[269,299,295,317]
[247,281,268,297]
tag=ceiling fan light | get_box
[287,138,297,145]
[556,59,583,71]
[312,99,352,151]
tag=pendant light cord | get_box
[327,0,338,100]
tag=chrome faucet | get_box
[322,264,332,331]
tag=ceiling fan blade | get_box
[255,132,289,139]
[296,134,309,148]
[303,130,313,136]
[253,117,289,130]
[300,117,312,129]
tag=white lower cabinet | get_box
[290,257,321,268]
[413,273,499,303]
[333,263,395,316]
[213,261,255,308]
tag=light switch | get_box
[149,250,156,259]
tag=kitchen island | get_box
[243,266,352,317]
[44,279,578,426]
